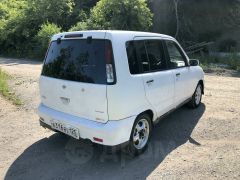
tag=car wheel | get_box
[188,83,202,108]
[125,114,152,156]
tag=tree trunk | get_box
[173,0,180,39]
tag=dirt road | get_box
[0,58,240,180]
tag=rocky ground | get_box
[0,57,239,180]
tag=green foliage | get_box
[87,0,153,31]
[0,0,240,60]
[25,0,74,30]
[70,0,153,31]
[0,69,22,105]
[0,0,28,56]
[70,21,88,31]
[0,0,153,58]
[36,23,61,57]
[70,0,98,19]
[0,0,97,58]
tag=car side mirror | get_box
[189,59,199,66]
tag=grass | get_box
[0,68,22,105]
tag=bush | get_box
[72,0,153,31]
[70,21,88,31]
[35,23,61,58]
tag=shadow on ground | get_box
[5,104,205,180]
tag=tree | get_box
[173,0,180,38]
[223,0,240,29]
[25,0,75,31]
[85,0,153,31]
[0,0,28,55]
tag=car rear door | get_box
[134,37,175,117]
[163,39,192,107]
[40,33,113,123]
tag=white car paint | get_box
[38,30,204,146]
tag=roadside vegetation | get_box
[193,53,240,73]
[0,0,152,59]
[0,69,21,105]
[0,0,239,71]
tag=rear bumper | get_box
[38,104,136,146]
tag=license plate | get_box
[50,120,80,139]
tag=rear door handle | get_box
[146,80,154,84]
[176,73,181,76]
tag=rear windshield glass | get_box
[42,39,108,84]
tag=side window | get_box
[145,40,166,71]
[137,41,149,72]
[126,41,140,74]
[126,40,149,74]
[126,40,167,74]
[165,40,187,68]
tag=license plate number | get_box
[50,120,79,139]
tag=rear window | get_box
[42,39,111,84]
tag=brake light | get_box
[93,137,103,143]
[105,41,114,84]
[64,34,83,38]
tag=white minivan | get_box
[38,30,204,155]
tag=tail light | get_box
[105,41,115,84]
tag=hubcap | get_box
[133,119,150,150]
[195,85,202,105]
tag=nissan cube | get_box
[38,30,204,155]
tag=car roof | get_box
[51,30,174,41]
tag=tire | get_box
[124,114,152,156]
[188,83,203,108]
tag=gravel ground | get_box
[0,57,239,180]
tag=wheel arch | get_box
[136,109,154,127]
[198,79,204,94]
